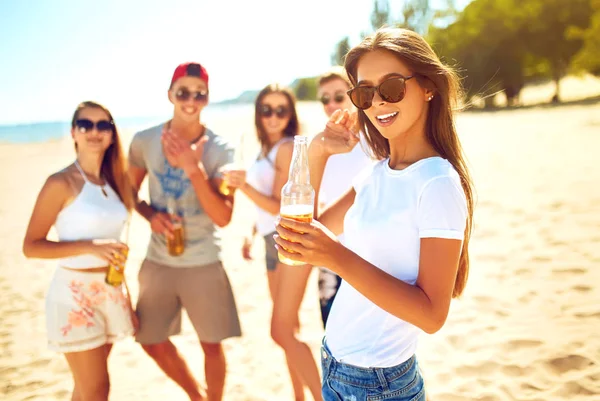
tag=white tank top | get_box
[246,137,293,236]
[55,162,129,268]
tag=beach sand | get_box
[1,83,599,400]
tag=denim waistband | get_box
[321,338,416,390]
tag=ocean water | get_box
[0,104,251,144]
[0,102,326,144]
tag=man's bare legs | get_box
[142,341,207,401]
[200,342,227,401]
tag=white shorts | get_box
[46,267,134,353]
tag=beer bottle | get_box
[166,196,185,256]
[105,247,128,286]
[105,218,130,286]
[278,136,314,266]
[219,135,245,197]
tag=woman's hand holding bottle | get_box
[86,240,128,266]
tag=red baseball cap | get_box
[170,62,209,88]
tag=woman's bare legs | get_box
[65,343,112,401]
[271,264,322,401]
[267,268,306,400]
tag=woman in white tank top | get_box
[274,29,475,400]
[22,101,136,401]
[224,84,323,401]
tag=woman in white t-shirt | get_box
[274,28,474,400]
[224,84,323,401]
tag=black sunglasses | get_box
[74,119,113,133]
[320,92,346,106]
[174,87,209,102]
[260,104,290,119]
[347,75,414,110]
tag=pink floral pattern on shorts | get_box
[60,280,128,337]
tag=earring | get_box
[427,95,433,101]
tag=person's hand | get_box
[161,128,208,175]
[87,240,128,265]
[223,168,247,189]
[273,217,345,269]
[241,237,253,261]
[149,211,180,239]
[316,109,360,156]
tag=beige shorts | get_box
[46,267,134,353]
[135,259,242,344]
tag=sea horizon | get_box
[0,101,327,144]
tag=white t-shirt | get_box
[325,157,468,368]
[246,137,293,236]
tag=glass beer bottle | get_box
[219,135,245,197]
[278,136,314,266]
[105,247,128,286]
[219,175,235,197]
[106,221,130,286]
[167,196,185,256]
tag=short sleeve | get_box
[128,133,146,169]
[417,176,467,240]
[206,138,234,180]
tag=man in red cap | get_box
[128,62,242,401]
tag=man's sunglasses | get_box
[260,105,290,119]
[320,92,346,106]
[175,87,209,102]
[74,119,113,133]
[347,75,414,110]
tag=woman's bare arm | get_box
[22,174,92,258]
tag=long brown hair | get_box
[345,28,474,298]
[71,101,134,210]
[254,84,299,155]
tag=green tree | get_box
[431,0,459,27]
[521,0,593,102]
[429,0,529,107]
[356,0,390,40]
[294,77,318,101]
[371,0,390,31]
[331,36,350,66]
[396,0,432,35]
[570,0,600,76]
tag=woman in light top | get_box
[315,66,373,328]
[224,84,323,401]
[23,101,137,401]
[274,28,474,400]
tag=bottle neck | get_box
[288,139,310,185]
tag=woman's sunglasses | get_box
[320,92,346,106]
[260,105,290,119]
[175,87,209,102]
[74,119,113,133]
[347,75,414,110]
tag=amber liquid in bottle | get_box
[167,196,185,256]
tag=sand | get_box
[1,80,599,400]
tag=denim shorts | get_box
[321,340,425,401]
[263,232,278,271]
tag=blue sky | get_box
[0,0,470,124]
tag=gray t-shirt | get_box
[129,123,233,267]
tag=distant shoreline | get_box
[2,88,599,144]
